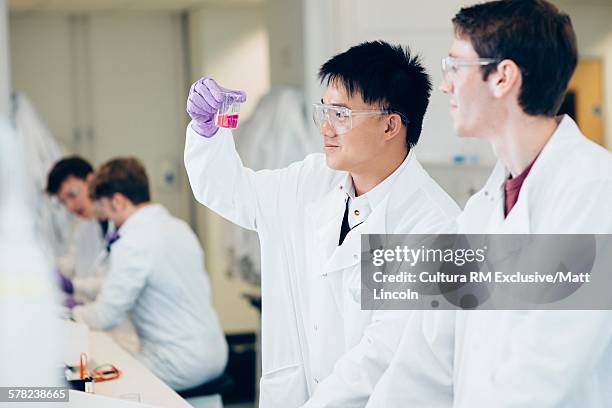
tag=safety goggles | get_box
[441,56,500,83]
[58,185,82,206]
[312,103,391,135]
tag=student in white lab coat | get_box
[184,41,460,408]
[46,156,111,301]
[72,158,227,391]
[367,1,612,407]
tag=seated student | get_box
[46,156,112,302]
[72,157,227,391]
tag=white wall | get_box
[87,14,190,219]
[265,0,304,88]
[10,15,74,146]
[189,5,270,333]
[189,6,269,120]
[302,0,335,113]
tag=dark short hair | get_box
[318,40,432,147]
[46,156,94,195]
[452,0,577,116]
[91,157,150,205]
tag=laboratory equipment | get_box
[214,91,241,129]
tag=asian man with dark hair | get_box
[184,41,460,407]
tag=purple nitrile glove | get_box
[186,77,247,138]
[56,269,74,295]
[64,296,82,310]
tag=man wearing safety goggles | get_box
[368,1,612,407]
[46,156,112,304]
[184,40,460,407]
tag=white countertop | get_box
[68,330,192,408]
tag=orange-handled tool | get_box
[80,353,88,379]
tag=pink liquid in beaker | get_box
[214,113,240,128]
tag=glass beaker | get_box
[214,92,242,129]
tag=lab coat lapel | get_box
[499,117,578,234]
[480,163,507,233]
[321,151,425,275]
[486,116,579,235]
[478,162,531,260]
[499,188,531,234]
[312,151,421,276]
[322,195,389,275]
[306,182,348,268]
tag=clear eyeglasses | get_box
[441,56,500,83]
[312,103,395,135]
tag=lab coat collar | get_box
[118,203,167,236]
[338,149,412,210]
[321,195,390,275]
[384,150,431,217]
[481,115,579,234]
[365,150,412,210]
[340,173,356,199]
[305,182,348,272]
[513,115,579,190]
[311,150,424,275]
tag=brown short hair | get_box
[91,157,150,205]
[452,0,577,117]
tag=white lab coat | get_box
[366,309,456,408]
[57,218,109,301]
[453,115,612,407]
[184,125,460,407]
[73,204,227,391]
[368,115,612,408]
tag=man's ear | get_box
[491,59,521,99]
[110,193,124,212]
[383,113,403,140]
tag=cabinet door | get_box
[88,14,190,220]
[566,59,604,146]
[10,15,74,148]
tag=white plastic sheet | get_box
[0,117,62,388]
